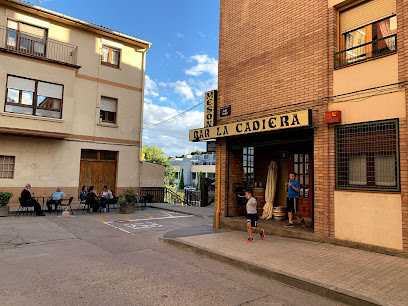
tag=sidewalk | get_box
[160,222,408,306]
[150,202,214,218]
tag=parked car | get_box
[184,186,196,191]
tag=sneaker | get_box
[284,222,294,228]
[260,229,265,239]
[103,208,107,213]
[300,218,306,228]
[246,238,253,243]
[89,208,93,213]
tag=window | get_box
[5,75,63,119]
[336,120,399,191]
[81,150,117,161]
[335,0,397,68]
[0,156,15,179]
[192,172,197,180]
[7,20,47,57]
[101,46,120,68]
[100,96,117,123]
[243,147,254,189]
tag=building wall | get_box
[141,162,165,187]
[0,2,148,204]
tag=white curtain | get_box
[378,17,397,51]
[261,161,278,220]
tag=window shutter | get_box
[340,0,396,33]
[7,76,35,92]
[7,20,18,30]
[37,82,63,99]
[19,23,46,37]
[100,97,117,112]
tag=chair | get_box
[81,197,94,213]
[107,196,119,212]
[57,197,74,215]
[77,198,87,212]
[16,198,34,217]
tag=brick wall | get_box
[397,0,408,251]
[217,0,334,236]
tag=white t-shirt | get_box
[246,197,257,214]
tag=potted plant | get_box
[118,189,137,214]
[0,191,13,217]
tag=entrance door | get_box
[291,153,313,218]
[79,150,117,196]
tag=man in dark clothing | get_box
[21,184,45,216]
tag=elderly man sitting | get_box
[46,187,65,213]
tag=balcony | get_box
[0,25,80,68]
[334,34,397,69]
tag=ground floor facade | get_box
[0,134,142,205]
[215,107,408,251]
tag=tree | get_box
[142,144,176,187]
[178,169,185,190]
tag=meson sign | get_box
[204,90,217,127]
[190,109,312,141]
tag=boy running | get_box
[284,171,305,228]
[245,189,265,242]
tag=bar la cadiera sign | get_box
[189,109,312,141]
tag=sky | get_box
[27,0,220,157]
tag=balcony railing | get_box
[0,25,79,67]
[334,34,397,69]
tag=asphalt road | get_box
[0,209,344,305]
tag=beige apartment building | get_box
[0,0,151,203]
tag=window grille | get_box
[336,120,399,191]
[243,147,254,189]
[0,155,15,179]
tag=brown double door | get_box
[290,153,313,218]
[78,150,117,196]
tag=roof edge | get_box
[2,0,152,49]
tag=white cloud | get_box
[176,33,184,38]
[176,51,185,59]
[169,80,195,101]
[185,54,218,77]
[144,75,159,97]
[159,97,167,102]
[197,32,206,38]
[143,103,205,156]
[158,82,167,87]
[144,97,152,104]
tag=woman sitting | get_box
[86,186,99,213]
[100,186,113,213]
[80,186,87,202]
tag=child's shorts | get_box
[246,213,258,227]
[286,197,299,213]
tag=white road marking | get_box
[103,214,192,224]
[103,222,134,235]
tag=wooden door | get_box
[79,160,116,196]
[291,153,313,218]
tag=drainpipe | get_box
[216,151,221,229]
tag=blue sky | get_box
[29,0,220,156]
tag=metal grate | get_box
[243,147,254,189]
[0,155,15,179]
[336,120,399,191]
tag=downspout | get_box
[138,46,149,195]
[216,147,221,229]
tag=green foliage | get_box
[196,172,205,190]
[142,144,175,188]
[0,191,13,207]
[117,189,137,207]
[178,169,185,190]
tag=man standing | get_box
[46,187,65,213]
[21,184,45,216]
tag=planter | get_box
[120,204,135,214]
[0,206,9,217]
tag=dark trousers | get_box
[26,200,42,215]
[47,199,61,212]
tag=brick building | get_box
[190,0,408,251]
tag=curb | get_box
[159,237,380,306]
[151,205,211,218]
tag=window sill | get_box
[0,111,64,123]
[97,122,118,128]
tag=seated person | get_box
[86,186,99,213]
[79,186,87,202]
[21,184,45,216]
[46,187,65,213]
[100,186,113,212]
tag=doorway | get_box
[79,149,117,196]
[290,153,313,218]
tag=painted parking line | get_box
[102,214,193,235]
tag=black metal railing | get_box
[334,34,397,69]
[184,190,201,206]
[140,187,164,203]
[0,25,79,67]
[164,187,184,205]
